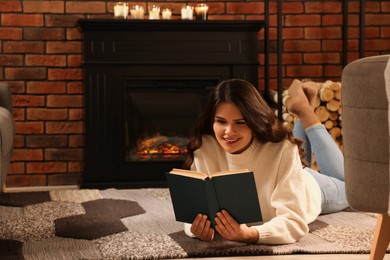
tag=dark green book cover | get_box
[166,169,262,227]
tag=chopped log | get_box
[326,99,341,112]
[319,86,334,102]
[315,106,330,122]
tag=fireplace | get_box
[78,19,264,188]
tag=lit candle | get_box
[162,8,172,20]
[149,5,160,20]
[181,5,193,20]
[195,4,208,20]
[130,5,144,19]
[114,2,129,18]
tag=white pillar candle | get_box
[162,9,172,20]
[181,5,193,20]
[149,5,160,20]
[114,2,129,18]
[130,5,144,19]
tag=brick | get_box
[1,14,44,27]
[68,55,82,67]
[366,14,390,26]
[8,162,25,175]
[383,2,390,12]
[66,28,82,40]
[322,15,343,26]
[46,41,82,54]
[3,41,45,54]
[227,2,264,14]
[24,1,64,13]
[45,148,83,161]
[305,2,341,13]
[47,95,83,107]
[282,2,304,14]
[12,149,43,161]
[283,28,304,39]
[48,68,83,80]
[5,68,47,80]
[13,108,25,121]
[27,81,66,94]
[26,135,68,148]
[322,40,343,51]
[25,55,67,67]
[286,65,323,78]
[382,27,390,38]
[47,173,81,186]
[7,82,26,94]
[15,122,44,134]
[26,162,67,174]
[282,53,303,65]
[68,82,84,94]
[45,14,84,27]
[366,39,390,51]
[284,40,321,52]
[68,162,84,173]
[69,135,84,147]
[46,121,84,134]
[69,108,84,120]
[66,1,106,14]
[0,28,22,40]
[324,65,343,78]
[13,134,25,148]
[13,95,45,107]
[0,55,23,66]
[24,28,65,41]
[305,27,342,39]
[27,108,68,120]
[285,15,321,27]
[6,175,46,188]
[0,1,22,12]
[303,53,340,64]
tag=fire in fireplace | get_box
[124,79,215,162]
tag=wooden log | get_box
[334,89,342,100]
[282,95,292,108]
[315,106,330,122]
[324,120,334,130]
[330,127,341,139]
[326,99,341,112]
[329,111,339,121]
[319,86,334,102]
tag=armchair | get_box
[0,83,14,193]
[342,55,390,260]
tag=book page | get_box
[169,168,208,180]
[212,169,250,177]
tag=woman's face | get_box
[213,102,253,154]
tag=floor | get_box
[191,254,390,260]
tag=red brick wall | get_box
[1,0,389,188]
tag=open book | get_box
[166,168,262,227]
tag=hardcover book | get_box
[166,168,262,227]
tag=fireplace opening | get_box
[124,79,217,163]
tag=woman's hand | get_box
[190,214,215,241]
[214,210,259,243]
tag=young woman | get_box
[182,79,348,244]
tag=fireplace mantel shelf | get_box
[77,19,265,32]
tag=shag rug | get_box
[0,188,388,259]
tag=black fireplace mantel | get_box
[78,19,264,189]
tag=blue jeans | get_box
[293,121,349,214]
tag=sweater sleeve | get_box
[252,144,321,245]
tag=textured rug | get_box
[0,188,389,259]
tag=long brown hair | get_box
[183,79,308,169]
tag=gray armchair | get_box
[342,55,390,260]
[0,83,14,193]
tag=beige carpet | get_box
[0,188,388,259]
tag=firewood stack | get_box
[270,80,343,153]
